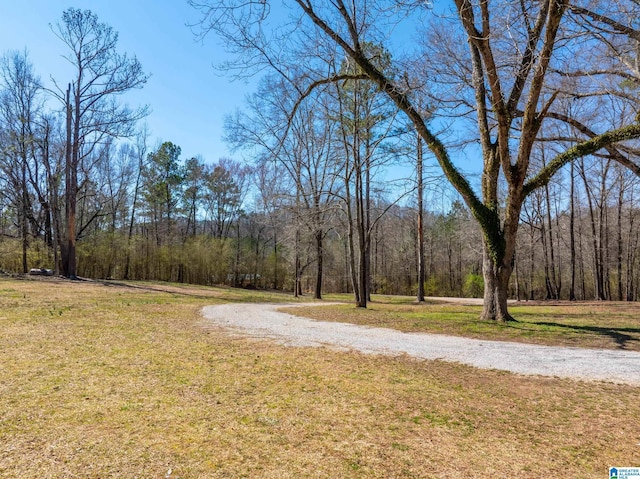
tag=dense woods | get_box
[2,3,640,311]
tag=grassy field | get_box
[297,294,640,351]
[0,278,638,478]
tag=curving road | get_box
[201,302,640,386]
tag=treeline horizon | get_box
[1,129,638,302]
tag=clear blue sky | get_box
[0,0,251,163]
[0,1,476,206]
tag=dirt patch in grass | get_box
[288,298,640,351]
[1,278,638,478]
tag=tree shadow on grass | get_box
[98,279,316,304]
[99,280,218,298]
[531,321,640,350]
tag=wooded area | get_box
[2,3,640,315]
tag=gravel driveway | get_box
[201,302,640,386]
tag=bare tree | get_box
[226,75,339,298]
[124,126,149,280]
[50,8,148,278]
[0,50,41,273]
[332,51,399,307]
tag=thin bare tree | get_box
[50,8,148,278]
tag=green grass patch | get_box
[289,297,640,351]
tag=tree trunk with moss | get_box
[480,241,514,322]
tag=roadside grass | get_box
[292,295,640,351]
[0,278,638,478]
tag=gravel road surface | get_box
[201,302,640,385]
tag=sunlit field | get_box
[1,277,638,478]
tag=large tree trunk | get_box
[481,242,515,322]
[64,175,78,278]
[355,140,368,308]
[345,188,360,305]
[417,196,425,302]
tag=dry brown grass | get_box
[291,296,640,351]
[1,278,638,478]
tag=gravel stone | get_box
[201,302,640,385]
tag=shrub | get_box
[463,273,484,298]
